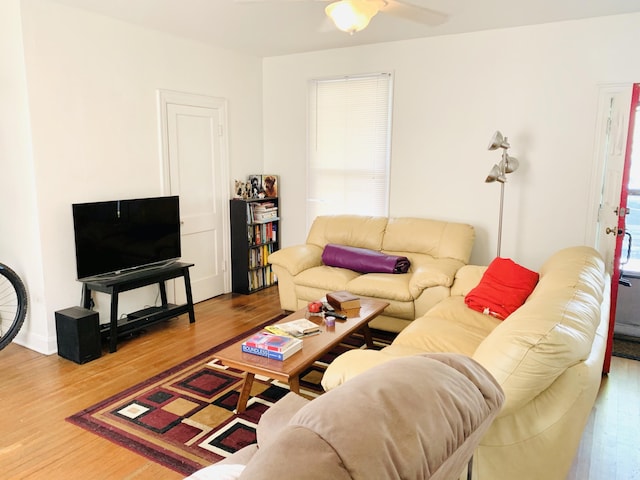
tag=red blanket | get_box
[465,257,539,320]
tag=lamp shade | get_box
[325,0,379,34]
[505,155,519,174]
[485,164,506,183]
[487,131,510,150]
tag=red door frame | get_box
[603,83,639,373]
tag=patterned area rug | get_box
[67,318,394,476]
[612,336,640,361]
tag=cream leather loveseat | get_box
[322,246,610,480]
[268,215,475,332]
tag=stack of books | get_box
[249,202,278,223]
[326,290,360,311]
[241,332,302,360]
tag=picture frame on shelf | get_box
[233,179,251,199]
[248,174,265,199]
[262,175,278,198]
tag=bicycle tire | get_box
[0,263,28,350]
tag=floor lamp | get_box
[485,131,519,258]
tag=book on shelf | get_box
[247,201,278,224]
[241,332,302,360]
[326,291,361,311]
[266,318,320,338]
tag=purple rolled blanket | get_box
[321,244,411,274]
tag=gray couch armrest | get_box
[257,392,310,449]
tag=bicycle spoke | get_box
[0,263,28,349]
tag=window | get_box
[622,98,640,276]
[307,73,392,228]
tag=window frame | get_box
[306,73,393,230]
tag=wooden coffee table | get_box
[214,297,389,413]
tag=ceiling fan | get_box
[235,0,448,34]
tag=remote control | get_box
[322,301,335,312]
[330,312,347,320]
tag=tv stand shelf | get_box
[81,262,195,353]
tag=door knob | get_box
[605,227,623,236]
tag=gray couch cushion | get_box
[239,353,504,480]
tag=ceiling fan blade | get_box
[382,0,448,26]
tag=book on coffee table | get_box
[268,318,320,338]
[241,332,302,361]
[326,291,360,311]
[241,342,302,361]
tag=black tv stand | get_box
[81,262,195,353]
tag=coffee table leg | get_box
[362,324,374,348]
[236,372,255,414]
[289,376,300,394]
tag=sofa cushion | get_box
[393,297,501,355]
[306,215,388,251]
[294,265,361,291]
[382,217,475,263]
[465,257,539,320]
[346,272,413,301]
[322,243,410,273]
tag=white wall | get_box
[263,13,640,269]
[0,0,48,351]
[14,0,264,353]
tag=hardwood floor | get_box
[1,286,638,479]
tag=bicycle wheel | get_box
[0,263,28,350]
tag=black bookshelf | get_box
[230,198,279,294]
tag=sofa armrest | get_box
[268,245,323,276]
[257,392,310,449]
[322,344,424,391]
[450,265,487,296]
[408,257,465,298]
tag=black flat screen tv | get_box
[72,196,181,281]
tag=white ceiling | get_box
[49,0,640,57]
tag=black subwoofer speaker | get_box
[55,306,101,364]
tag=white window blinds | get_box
[307,73,392,228]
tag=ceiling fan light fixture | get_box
[325,0,379,34]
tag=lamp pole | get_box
[497,181,505,258]
[485,131,519,259]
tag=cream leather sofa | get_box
[268,215,475,332]
[322,246,610,480]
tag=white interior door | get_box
[159,91,230,303]
[589,85,633,273]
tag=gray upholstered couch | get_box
[186,353,504,480]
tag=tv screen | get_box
[72,196,181,280]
